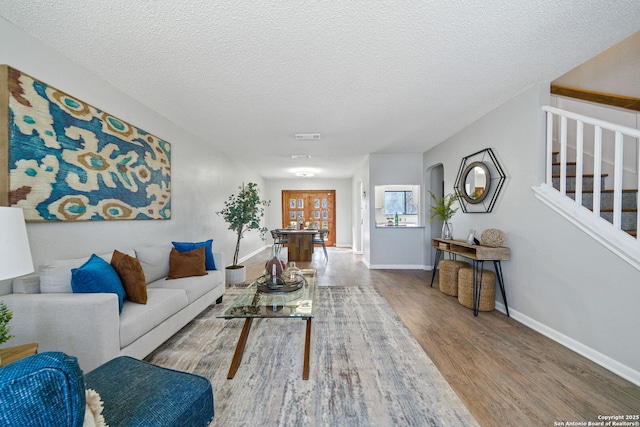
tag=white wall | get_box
[368,153,424,268]
[352,157,370,259]
[553,31,640,98]
[424,82,640,384]
[0,17,266,294]
[264,178,353,248]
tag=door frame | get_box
[281,190,336,246]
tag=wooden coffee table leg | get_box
[303,318,312,380]
[227,318,253,379]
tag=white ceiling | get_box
[1,1,639,179]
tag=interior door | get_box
[281,190,336,247]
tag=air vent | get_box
[291,154,312,159]
[295,133,321,141]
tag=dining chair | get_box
[271,230,288,250]
[312,229,329,259]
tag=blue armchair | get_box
[0,352,214,427]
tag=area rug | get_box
[145,285,479,427]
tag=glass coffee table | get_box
[217,269,316,380]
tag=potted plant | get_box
[428,191,459,239]
[216,182,270,284]
[0,301,14,345]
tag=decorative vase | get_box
[441,221,453,239]
[283,261,301,281]
[265,244,284,284]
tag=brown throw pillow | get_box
[111,250,148,304]
[167,247,208,280]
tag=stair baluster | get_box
[543,105,640,238]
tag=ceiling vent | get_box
[295,133,321,141]
[291,154,312,159]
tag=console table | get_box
[431,238,510,317]
[0,343,38,367]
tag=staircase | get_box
[552,154,638,236]
[534,105,640,272]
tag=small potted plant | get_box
[216,182,270,284]
[0,301,14,353]
[428,191,459,239]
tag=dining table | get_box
[276,229,318,262]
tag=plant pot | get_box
[225,265,246,285]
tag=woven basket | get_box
[458,268,496,311]
[438,260,470,296]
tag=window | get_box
[384,191,418,215]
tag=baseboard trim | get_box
[508,306,640,387]
[475,300,640,387]
[367,264,425,269]
[238,246,269,265]
[364,263,433,270]
[363,258,639,385]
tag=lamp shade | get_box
[0,207,34,281]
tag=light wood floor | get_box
[243,247,640,426]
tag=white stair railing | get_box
[542,105,640,238]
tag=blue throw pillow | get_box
[71,254,126,313]
[172,240,216,270]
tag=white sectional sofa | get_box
[0,244,225,372]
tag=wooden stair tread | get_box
[552,173,609,178]
[600,207,637,213]
[565,189,638,193]
[552,155,638,236]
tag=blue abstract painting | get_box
[2,66,171,221]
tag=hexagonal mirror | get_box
[454,148,506,213]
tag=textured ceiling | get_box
[1,1,639,178]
